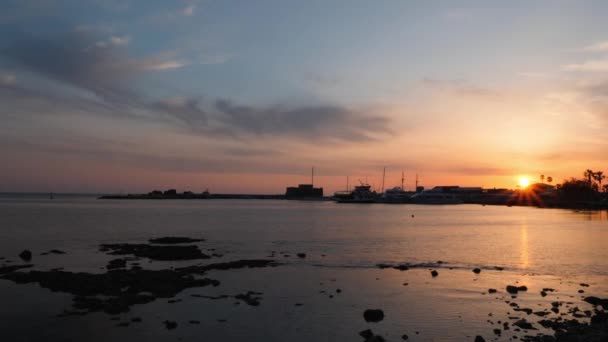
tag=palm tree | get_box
[594,171,605,192]
[584,169,594,187]
[540,174,545,184]
[547,176,553,184]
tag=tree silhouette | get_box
[584,169,594,187]
[594,171,605,192]
[540,174,545,184]
[547,176,553,184]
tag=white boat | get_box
[334,184,377,203]
[382,186,412,203]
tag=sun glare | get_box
[518,177,530,188]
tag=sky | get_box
[1,0,607,194]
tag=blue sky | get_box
[1,1,607,193]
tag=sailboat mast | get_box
[401,171,405,191]
[415,173,419,189]
[381,167,386,193]
[311,166,314,186]
[347,176,349,191]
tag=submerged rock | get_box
[163,320,177,330]
[488,288,497,294]
[513,319,536,330]
[106,258,127,270]
[359,329,385,342]
[474,336,486,342]
[363,309,385,322]
[2,267,219,314]
[19,250,32,261]
[0,264,33,275]
[431,270,439,277]
[100,243,210,261]
[473,268,481,274]
[584,296,608,309]
[296,253,306,258]
[234,291,263,306]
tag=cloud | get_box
[183,4,196,16]
[1,31,186,100]
[421,78,498,97]
[1,30,392,144]
[583,41,608,52]
[143,60,188,70]
[0,72,16,85]
[562,59,608,72]
[211,99,392,142]
[93,35,130,48]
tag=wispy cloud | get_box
[1,31,188,99]
[421,78,498,97]
[583,40,608,52]
[93,35,130,48]
[562,59,608,72]
[183,4,196,16]
[0,72,16,85]
[143,60,188,70]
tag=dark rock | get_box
[507,285,519,294]
[431,270,439,277]
[393,264,409,271]
[493,328,501,335]
[513,319,536,330]
[401,334,409,340]
[177,259,280,274]
[363,309,385,322]
[488,288,497,294]
[542,288,555,292]
[106,258,127,270]
[578,289,584,293]
[0,264,33,275]
[494,266,504,271]
[189,320,200,324]
[533,311,549,317]
[473,268,481,274]
[163,320,177,330]
[540,291,547,297]
[234,291,262,306]
[19,250,32,261]
[517,285,528,291]
[583,296,608,309]
[296,253,306,258]
[359,329,374,339]
[2,268,219,314]
[100,243,210,261]
[474,336,486,342]
[579,283,589,287]
[514,308,533,315]
[149,237,205,244]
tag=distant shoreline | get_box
[97,193,608,210]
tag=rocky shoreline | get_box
[1,237,606,341]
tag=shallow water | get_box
[0,196,607,341]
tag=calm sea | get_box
[1,195,607,341]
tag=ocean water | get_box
[1,196,607,341]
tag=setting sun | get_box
[518,177,531,188]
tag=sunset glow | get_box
[519,177,531,189]
[0,2,607,194]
